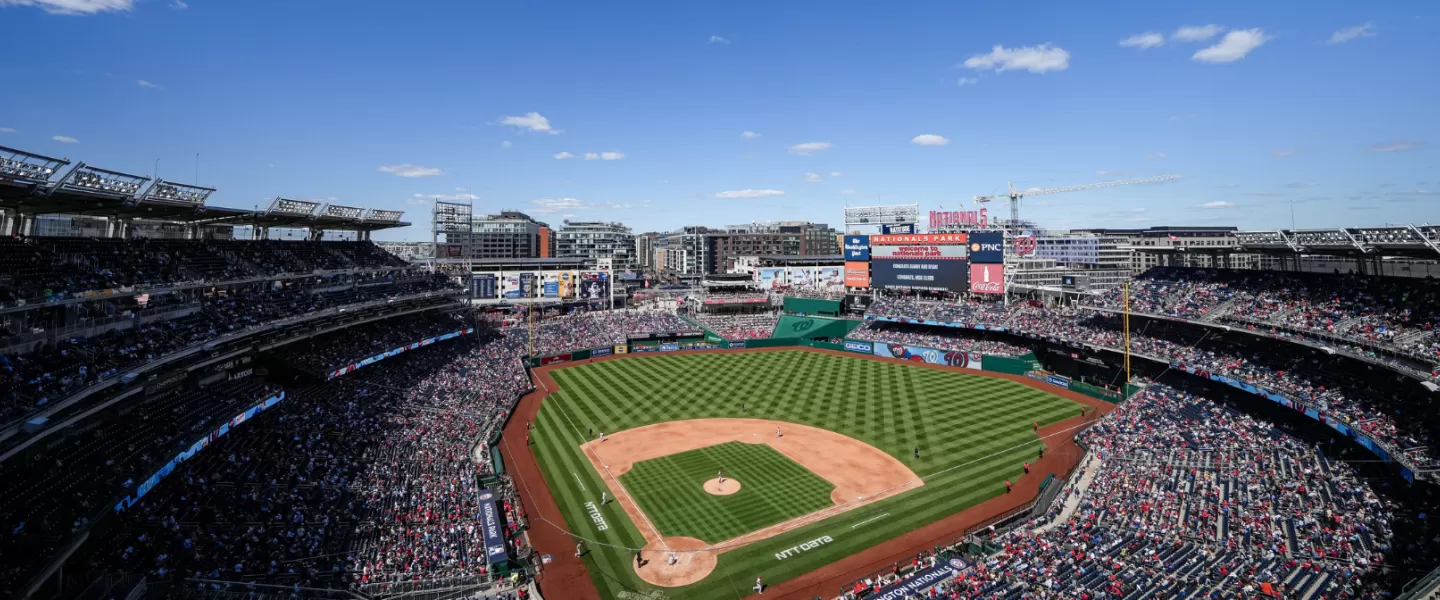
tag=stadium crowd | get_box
[0,237,408,307]
[71,334,534,596]
[849,320,1029,357]
[690,312,780,340]
[501,310,693,357]
[1086,267,1440,364]
[0,273,459,427]
[840,383,1396,600]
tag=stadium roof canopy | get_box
[1128,225,1440,260]
[0,145,408,233]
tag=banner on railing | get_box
[327,328,475,379]
[477,488,509,565]
[866,558,970,600]
[116,392,285,513]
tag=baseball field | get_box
[517,349,1087,599]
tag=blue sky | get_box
[1,0,1435,241]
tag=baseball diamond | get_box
[521,348,1088,599]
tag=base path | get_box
[581,418,922,586]
[500,346,1114,600]
[705,478,741,496]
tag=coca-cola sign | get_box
[969,262,1003,294]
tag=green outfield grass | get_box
[527,350,1081,600]
[621,441,835,543]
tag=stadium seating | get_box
[849,320,1029,357]
[691,312,779,340]
[837,383,1395,600]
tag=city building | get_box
[442,211,549,260]
[655,226,712,276]
[706,221,839,274]
[555,220,637,271]
[634,232,657,271]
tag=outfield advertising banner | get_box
[970,262,1003,294]
[967,231,1005,263]
[614,345,628,354]
[843,235,871,260]
[844,261,870,287]
[816,267,844,290]
[758,268,787,290]
[728,341,747,349]
[592,347,613,357]
[872,343,982,370]
[540,353,573,366]
[789,267,814,287]
[843,340,873,354]
[869,259,970,292]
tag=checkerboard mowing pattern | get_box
[620,441,834,544]
[529,350,1083,600]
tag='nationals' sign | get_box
[871,233,968,245]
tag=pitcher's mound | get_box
[704,478,741,496]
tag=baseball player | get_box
[754,575,764,594]
[716,470,725,485]
[914,446,920,460]
[775,426,782,438]
[601,492,609,505]
[667,553,678,566]
[576,543,583,558]
[599,431,606,442]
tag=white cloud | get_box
[0,0,132,15]
[1095,170,1130,177]
[962,43,1070,73]
[498,112,559,134]
[956,77,979,86]
[410,192,479,204]
[584,152,599,160]
[1328,22,1376,45]
[0,127,14,133]
[529,198,589,214]
[804,172,822,183]
[500,141,512,149]
[553,152,575,160]
[52,135,79,144]
[1172,25,1224,42]
[911,134,950,146]
[829,171,843,177]
[1197,200,1236,209]
[741,130,761,139]
[1147,152,1167,160]
[601,202,633,209]
[788,142,832,155]
[377,164,442,178]
[136,79,161,89]
[708,35,730,44]
[1119,32,1165,49]
[597,151,626,161]
[169,0,185,8]
[715,189,785,199]
[1192,29,1270,63]
[655,179,668,184]
[1369,141,1423,153]
[1271,150,1293,158]
[839,189,857,195]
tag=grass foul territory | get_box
[528,350,1081,600]
[621,441,835,543]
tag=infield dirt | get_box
[498,347,1113,600]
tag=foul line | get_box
[572,472,587,491]
[850,513,890,530]
[546,380,671,553]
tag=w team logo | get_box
[792,319,815,333]
[1013,235,1037,256]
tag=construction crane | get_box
[974,174,1181,230]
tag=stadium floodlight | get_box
[365,209,404,222]
[432,201,472,233]
[266,197,321,216]
[54,162,149,199]
[843,204,920,227]
[140,179,215,206]
[321,204,365,220]
[0,145,70,185]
